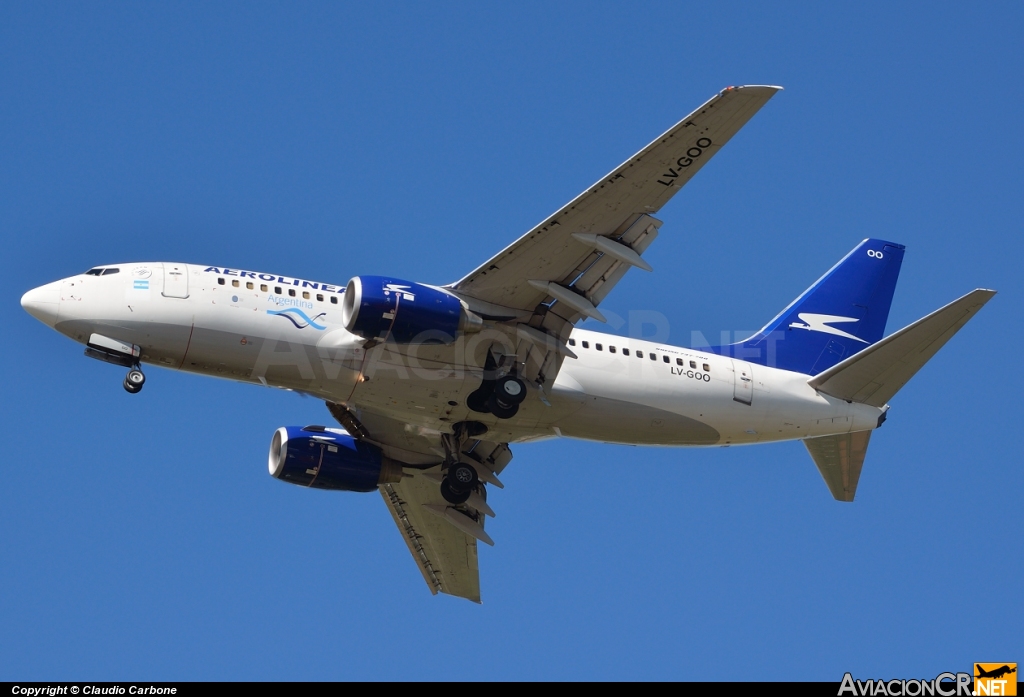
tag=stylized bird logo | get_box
[788,313,867,343]
[267,308,327,330]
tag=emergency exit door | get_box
[732,359,753,405]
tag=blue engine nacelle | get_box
[341,275,481,343]
[268,426,403,492]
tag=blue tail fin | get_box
[712,239,905,375]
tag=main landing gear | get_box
[440,461,478,505]
[466,353,528,419]
[123,366,146,394]
[439,421,487,505]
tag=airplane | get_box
[20,85,995,603]
[976,666,1017,680]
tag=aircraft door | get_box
[732,359,753,405]
[162,263,189,298]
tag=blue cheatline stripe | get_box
[267,308,327,330]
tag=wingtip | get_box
[723,84,784,94]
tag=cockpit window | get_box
[101,268,120,275]
[85,267,120,276]
[85,268,103,276]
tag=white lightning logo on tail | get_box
[788,313,867,343]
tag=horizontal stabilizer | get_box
[804,430,872,502]
[808,289,995,406]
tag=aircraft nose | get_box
[21,281,62,327]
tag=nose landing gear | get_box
[123,367,146,394]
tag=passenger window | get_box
[217,278,225,286]
[636,351,643,359]
[246,282,254,290]
[662,355,669,363]
[650,354,657,361]
[622,348,629,356]
[261,284,268,292]
[676,358,684,366]
[609,346,616,354]
[232,280,239,287]
[703,363,710,372]
[316,294,324,302]
[582,341,589,349]
[568,338,576,346]
[596,343,603,351]
[274,286,282,294]
[330,296,338,304]
[288,289,296,297]
[102,268,120,275]
[690,360,697,369]
[302,291,310,299]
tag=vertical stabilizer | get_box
[716,239,905,375]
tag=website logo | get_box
[975,664,1017,696]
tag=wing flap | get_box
[381,475,482,603]
[808,289,995,407]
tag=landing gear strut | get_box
[439,423,485,505]
[123,366,146,394]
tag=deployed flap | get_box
[804,430,872,502]
[449,85,781,313]
[380,475,482,603]
[808,289,996,406]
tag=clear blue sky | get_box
[1,2,1020,681]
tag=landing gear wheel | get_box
[449,463,479,489]
[495,375,527,405]
[123,368,145,394]
[440,463,478,505]
[466,384,493,413]
[488,392,519,419]
[440,478,471,505]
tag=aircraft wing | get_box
[326,401,510,603]
[380,474,481,602]
[449,85,782,318]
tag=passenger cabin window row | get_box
[215,277,339,303]
[566,337,709,371]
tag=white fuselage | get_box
[24,262,884,455]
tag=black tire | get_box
[466,384,493,413]
[488,393,519,419]
[448,463,478,489]
[126,369,146,387]
[440,478,471,505]
[495,375,527,405]
[123,378,141,394]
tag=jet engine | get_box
[268,426,403,492]
[341,275,481,343]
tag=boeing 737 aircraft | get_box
[20,86,995,602]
